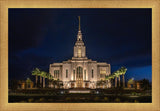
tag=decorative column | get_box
[118,76,120,87]
[123,74,125,88]
[115,77,117,88]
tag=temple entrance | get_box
[71,83,75,88]
[85,82,89,88]
[76,66,83,88]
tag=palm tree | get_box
[32,68,40,88]
[41,71,47,88]
[47,73,53,88]
[118,67,127,87]
[116,70,121,87]
[56,79,61,89]
[105,66,127,88]
[106,74,115,88]
[38,70,43,88]
[52,79,58,88]
[45,72,50,88]
[115,76,118,88]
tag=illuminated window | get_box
[66,69,68,78]
[100,74,105,78]
[76,67,83,79]
[78,48,81,57]
[54,70,59,78]
[100,70,106,74]
[57,70,59,78]
[92,69,94,78]
[78,36,81,40]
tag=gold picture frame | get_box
[0,0,159,111]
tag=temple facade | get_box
[49,17,111,89]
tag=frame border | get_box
[0,0,159,111]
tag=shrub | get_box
[86,97,90,101]
[94,97,99,101]
[39,98,46,102]
[131,92,137,96]
[104,97,109,102]
[20,100,26,103]
[48,99,53,102]
[134,100,139,103]
[65,97,71,101]
[28,98,34,102]
[124,101,129,103]
[115,98,120,102]
[74,97,79,101]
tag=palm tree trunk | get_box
[49,80,52,88]
[111,79,113,88]
[43,77,45,88]
[40,76,42,88]
[36,75,38,88]
[123,74,125,88]
[115,77,117,88]
[119,76,120,87]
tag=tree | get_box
[32,68,40,88]
[41,71,47,88]
[10,79,19,91]
[47,73,53,88]
[52,79,57,88]
[56,79,63,89]
[140,79,151,90]
[45,72,50,88]
[105,66,127,88]
[38,71,43,88]
[119,67,127,87]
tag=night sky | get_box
[9,9,152,82]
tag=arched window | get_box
[76,66,83,79]
[54,70,59,78]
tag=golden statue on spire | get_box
[78,16,80,31]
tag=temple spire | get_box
[78,16,81,31]
[77,16,82,41]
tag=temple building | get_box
[49,17,111,89]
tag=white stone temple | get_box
[49,17,111,89]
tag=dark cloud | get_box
[9,52,52,79]
[9,9,58,52]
